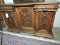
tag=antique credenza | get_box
[0,2,60,38]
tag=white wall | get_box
[53,7,60,27]
[53,0,60,27]
[4,0,14,4]
[45,0,56,2]
[4,0,60,27]
[45,0,60,27]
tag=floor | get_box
[1,27,60,44]
[20,27,60,42]
[52,27,60,41]
[0,32,60,45]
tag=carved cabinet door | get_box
[15,7,35,30]
[34,11,56,38]
[4,11,17,28]
[37,11,55,34]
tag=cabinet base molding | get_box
[34,30,53,38]
[6,28,21,33]
[20,29,35,34]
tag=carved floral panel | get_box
[20,8,32,27]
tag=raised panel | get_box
[34,11,55,38]
[45,12,55,33]
[38,12,54,33]
[16,7,35,30]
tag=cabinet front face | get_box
[16,7,35,30]
[37,11,55,33]
[4,11,16,28]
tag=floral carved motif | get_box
[20,8,32,27]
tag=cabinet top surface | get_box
[0,1,60,6]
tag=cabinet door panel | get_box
[38,12,54,33]
[16,7,35,30]
[45,12,55,33]
[4,11,16,28]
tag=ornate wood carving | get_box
[20,8,32,27]
[41,12,47,29]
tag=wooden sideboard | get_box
[0,2,60,38]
